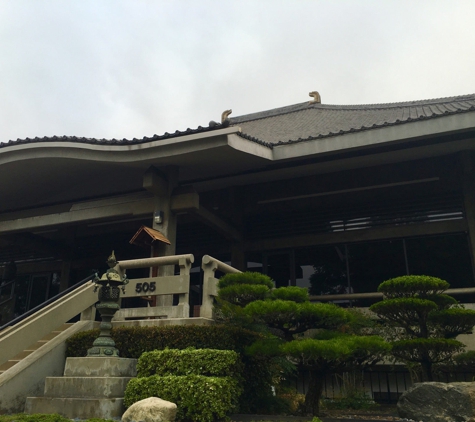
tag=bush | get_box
[217,272,274,306]
[377,275,449,298]
[66,324,261,358]
[371,275,475,382]
[218,272,274,289]
[137,347,242,378]
[66,325,272,414]
[124,374,240,422]
[218,284,270,306]
[0,416,115,422]
[270,286,309,303]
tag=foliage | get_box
[270,286,309,303]
[66,324,262,357]
[218,272,274,289]
[0,416,115,422]
[244,299,353,341]
[281,335,390,370]
[391,338,465,364]
[218,283,270,306]
[377,275,449,298]
[453,350,475,369]
[66,324,271,414]
[124,374,240,422]
[218,284,388,417]
[370,275,475,382]
[137,347,242,378]
[322,392,378,410]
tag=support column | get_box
[143,166,179,307]
[461,151,475,282]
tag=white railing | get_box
[114,254,194,320]
[200,255,241,319]
[0,281,97,366]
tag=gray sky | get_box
[1,0,474,143]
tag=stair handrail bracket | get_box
[201,255,241,319]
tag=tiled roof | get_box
[0,120,230,149]
[230,94,475,146]
[2,94,475,150]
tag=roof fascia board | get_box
[227,132,274,160]
[0,127,241,165]
[272,112,475,161]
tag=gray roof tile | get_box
[230,94,475,145]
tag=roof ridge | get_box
[230,93,475,124]
[0,120,229,149]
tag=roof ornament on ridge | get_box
[221,109,232,123]
[309,91,321,104]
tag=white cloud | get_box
[0,0,474,142]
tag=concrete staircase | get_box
[0,323,73,375]
[25,357,137,420]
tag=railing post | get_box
[177,256,192,318]
[201,255,219,319]
[80,305,96,321]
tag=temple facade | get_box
[1,93,475,318]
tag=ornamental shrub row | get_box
[66,324,261,358]
[124,374,241,422]
[137,347,243,378]
[66,325,273,413]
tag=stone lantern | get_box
[87,251,128,357]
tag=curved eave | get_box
[0,127,242,166]
[272,111,475,161]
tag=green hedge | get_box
[66,325,261,358]
[66,325,273,414]
[124,374,241,422]
[137,347,242,378]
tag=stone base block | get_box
[25,397,124,419]
[64,357,137,377]
[44,376,133,398]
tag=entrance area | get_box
[258,233,474,304]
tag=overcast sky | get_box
[0,0,474,143]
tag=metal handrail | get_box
[309,287,475,302]
[0,272,96,332]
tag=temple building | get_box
[1,92,475,318]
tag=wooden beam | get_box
[246,219,467,252]
[194,206,242,242]
[0,193,155,234]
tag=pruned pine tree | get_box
[370,275,475,382]
[215,272,389,417]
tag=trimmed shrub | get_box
[377,275,449,298]
[124,374,240,422]
[137,347,242,378]
[218,272,274,289]
[218,284,270,306]
[66,324,261,358]
[370,275,475,382]
[66,325,272,414]
[217,272,274,307]
[270,286,309,303]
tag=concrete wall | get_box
[0,321,94,414]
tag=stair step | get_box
[10,350,33,360]
[44,376,133,398]
[64,357,137,377]
[25,397,124,419]
[0,360,20,371]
